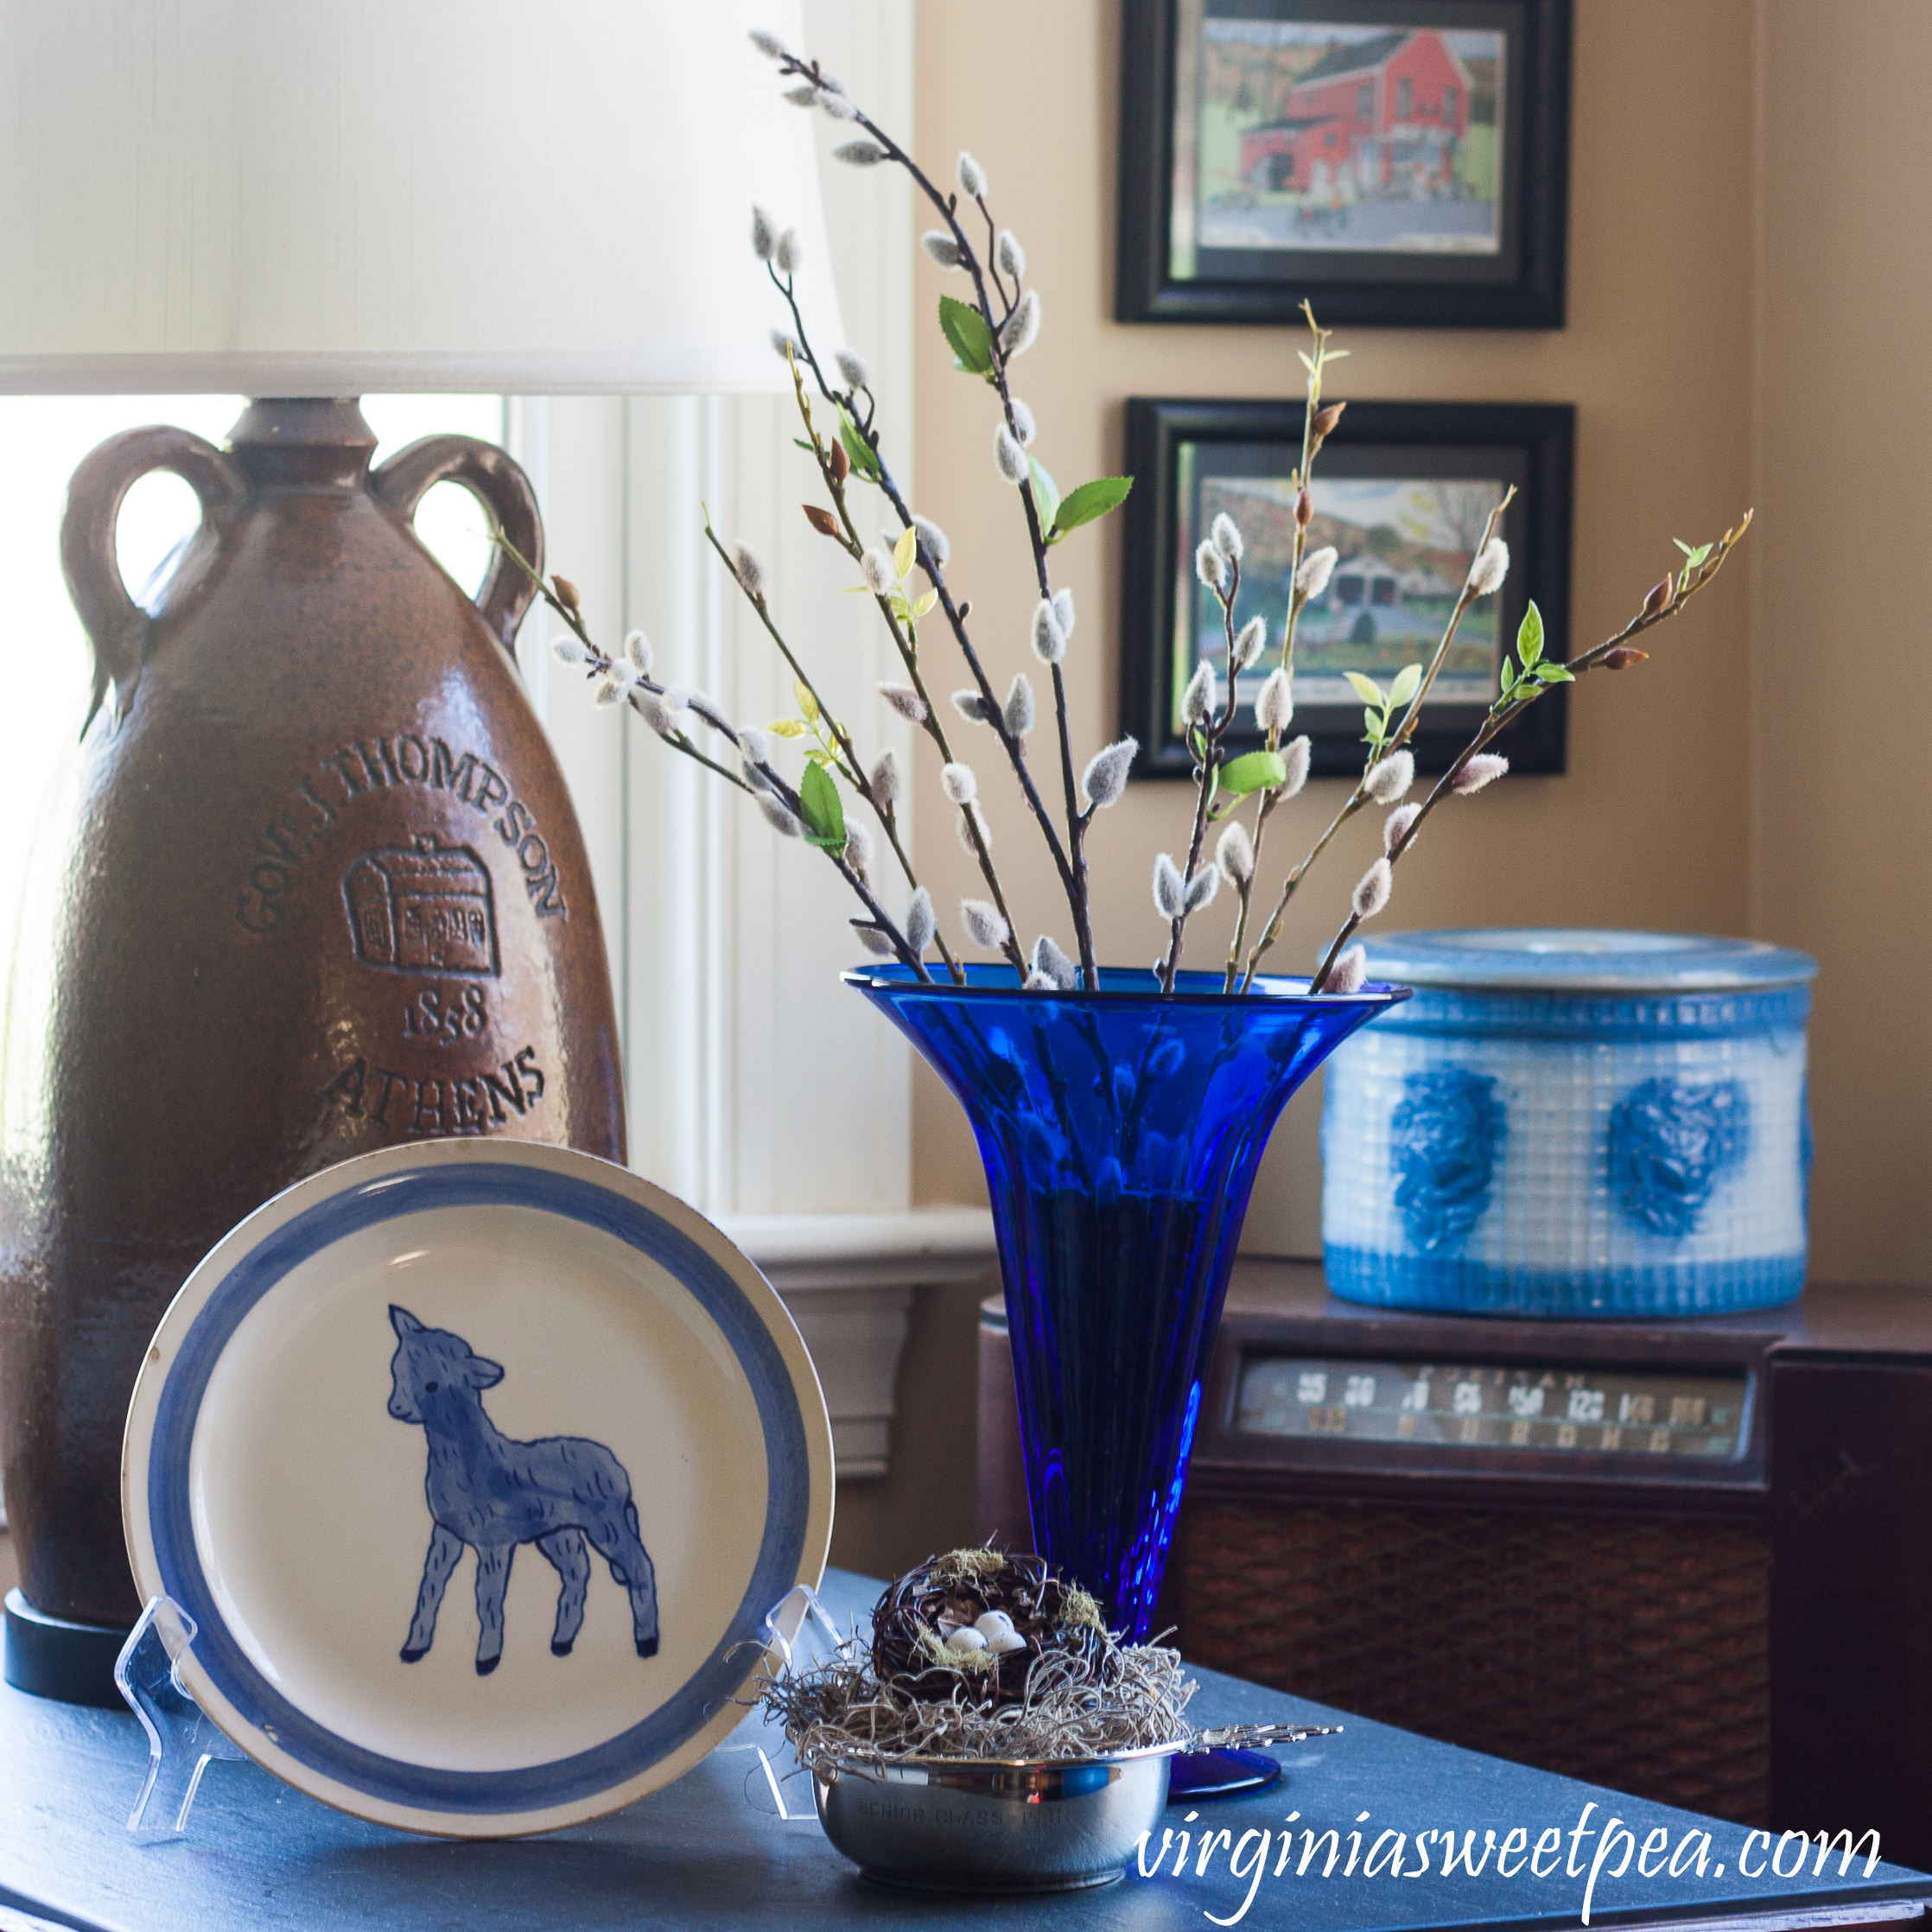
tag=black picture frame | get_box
[1121,397,1574,780]
[1117,0,1572,328]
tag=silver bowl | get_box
[812,1743,1179,1893]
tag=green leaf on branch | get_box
[1344,671,1384,706]
[1048,475,1134,542]
[798,760,847,850]
[1516,600,1545,669]
[1388,661,1423,708]
[836,407,880,480]
[1218,749,1289,798]
[1027,456,1061,534]
[1535,662,1574,683]
[938,295,996,375]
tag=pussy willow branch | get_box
[768,257,1081,978]
[769,339,1022,982]
[500,537,932,982]
[1160,560,1247,993]
[698,511,966,983]
[1224,306,1335,990]
[777,54,1098,982]
[1238,487,1516,990]
[1305,514,1754,994]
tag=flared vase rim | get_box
[842,963,1412,1011]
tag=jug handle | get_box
[372,436,544,662]
[60,427,250,738]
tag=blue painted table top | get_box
[2,1568,1924,1932]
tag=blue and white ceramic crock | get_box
[1321,930,1817,1318]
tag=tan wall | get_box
[1752,0,1932,1287]
[829,0,1765,1580]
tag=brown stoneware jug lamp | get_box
[0,0,840,1701]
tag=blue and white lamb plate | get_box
[121,1139,834,1837]
[1322,929,1818,1318]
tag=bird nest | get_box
[759,1549,1199,1774]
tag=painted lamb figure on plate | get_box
[385,1305,660,1674]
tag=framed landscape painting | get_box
[1120,397,1574,779]
[1117,0,1572,327]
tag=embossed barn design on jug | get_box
[0,400,625,1646]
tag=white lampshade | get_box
[0,0,842,394]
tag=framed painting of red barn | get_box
[1118,0,1571,327]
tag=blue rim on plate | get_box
[122,1141,834,1838]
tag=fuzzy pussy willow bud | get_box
[1152,854,1186,922]
[1467,537,1510,597]
[1184,866,1219,913]
[775,229,801,276]
[1179,661,1217,729]
[995,424,1028,485]
[961,898,1008,952]
[550,634,588,666]
[1216,819,1255,887]
[1210,512,1244,563]
[920,231,966,270]
[996,228,1026,278]
[1255,668,1294,736]
[999,289,1041,359]
[1009,398,1036,447]
[1002,672,1037,737]
[834,139,888,166]
[1080,738,1136,810]
[1363,750,1414,805]
[1295,545,1338,598]
[860,549,895,595]
[1279,734,1312,798]
[1452,752,1509,794]
[759,794,802,838]
[876,682,929,724]
[905,887,935,955]
[868,747,903,809]
[1031,934,1077,990]
[1030,598,1067,665]
[911,514,950,568]
[750,206,777,262]
[732,543,766,599]
[1323,944,1369,996]
[940,761,978,806]
[956,150,988,199]
[1194,539,1227,594]
[835,347,869,390]
[1352,857,1393,920]
[1230,615,1268,674]
[1052,588,1076,639]
[1382,802,1421,855]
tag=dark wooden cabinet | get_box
[979,1268,1932,1865]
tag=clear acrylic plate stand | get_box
[113,1583,851,1838]
[115,1596,246,1835]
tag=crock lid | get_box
[1361,928,1817,994]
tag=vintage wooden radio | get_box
[978,1263,1932,1867]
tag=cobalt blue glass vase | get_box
[848,965,1403,1643]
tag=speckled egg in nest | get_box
[868,1549,1115,1706]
